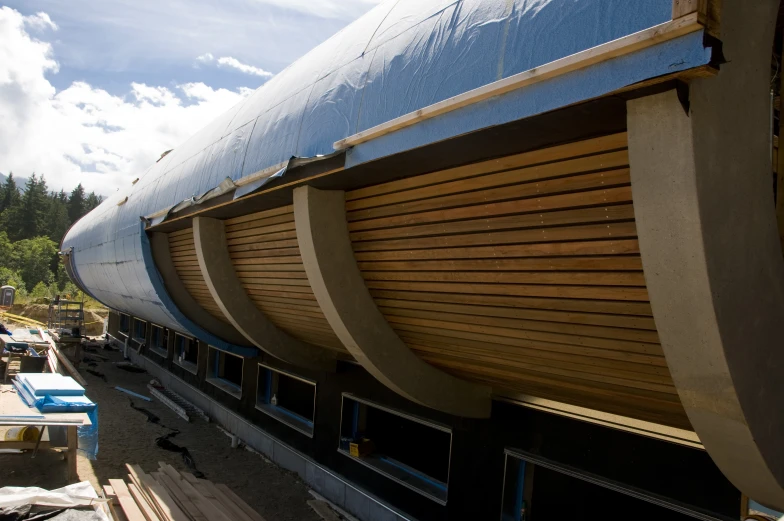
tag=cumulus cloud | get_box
[196,53,274,78]
[0,7,252,195]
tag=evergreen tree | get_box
[44,190,70,243]
[85,191,102,213]
[68,183,86,224]
[0,173,19,214]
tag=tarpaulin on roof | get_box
[62,0,714,344]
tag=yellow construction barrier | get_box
[0,311,46,327]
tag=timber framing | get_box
[293,185,492,418]
[192,216,336,371]
[150,232,249,346]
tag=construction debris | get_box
[148,381,208,422]
[105,462,267,521]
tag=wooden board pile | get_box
[103,462,266,521]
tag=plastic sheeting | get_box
[62,0,714,345]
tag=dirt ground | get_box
[0,326,322,521]
[5,303,108,336]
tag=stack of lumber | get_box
[103,462,266,521]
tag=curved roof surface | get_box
[62,0,713,354]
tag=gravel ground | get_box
[0,335,321,521]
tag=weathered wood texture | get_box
[168,228,232,325]
[223,207,346,353]
[345,132,688,429]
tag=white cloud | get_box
[196,53,274,78]
[0,7,252,196]
[23,11,57,31]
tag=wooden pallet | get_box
[103,462,267,521]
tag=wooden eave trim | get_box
[333,13,704,151]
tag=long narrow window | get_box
[256,364,316,437]
[174,334,198,374]
[132,319,147,343]
[207,347,243,398]
[339,394,451,504]
[119,313,130,335]
[501,449,711,521]
[148,325,167,357]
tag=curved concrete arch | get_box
[150,232,250,346]
[627,0,784,509]
[293,185,492,418]
[192,216,336,372]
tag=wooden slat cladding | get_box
[224,207,346,352]
[346,132,689,429]
[168,228,233,324]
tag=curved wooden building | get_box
[63,0,784,519]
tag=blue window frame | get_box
[256,364,316,437]
[207,347,243,398]
[119,313,130,335]
[174,333,198,373]
[132,318,147,343]
[338,394,451,505]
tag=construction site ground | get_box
[0,320,322,521]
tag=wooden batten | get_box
[222,207,346,353]
[167,228,232,325]
[345,132,688,429]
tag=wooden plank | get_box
[346,133,628,201]
[388,316,661,355]
[129,483,163,521]
[368,288,653,315]
[381,306,660,342]
[396,326,666,365]
[230,247,300,259]
[138,472,190,521]
[43,331,88,387]
[352,222,639,253]
[225,212,295,233]
[228,238,300,253]
[109,479,147,521]
[355,239,640,262]
[349,195,635,238]
[376,297,657,330]
[402,334,669,376]
[154,472,208,521]
[359,256,643,272]
[346,151,629,212]
[362,270,647,286]
[215,483,267,521]
[104,485,127,521]
[197,480,255,521]
[347,168,631,222]
[417,349,675,393]
[224,220,296,240]
[224,204,293,226]
[364,280,649,302]
[333,14,702,149]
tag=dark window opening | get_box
[175,334,198,371]
[207,347,243,397]
[339,395,451,504]
[119,313,130,334]
[133,319,147,342]
[502,451,703,521]
[256,365,316,437]
[150,326,165,350]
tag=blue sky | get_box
[0,0,381,194]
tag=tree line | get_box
[0,173,102,300]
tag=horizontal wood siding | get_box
[168,228,232,324]
[224,207,346,353]
[345,133,689,429]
